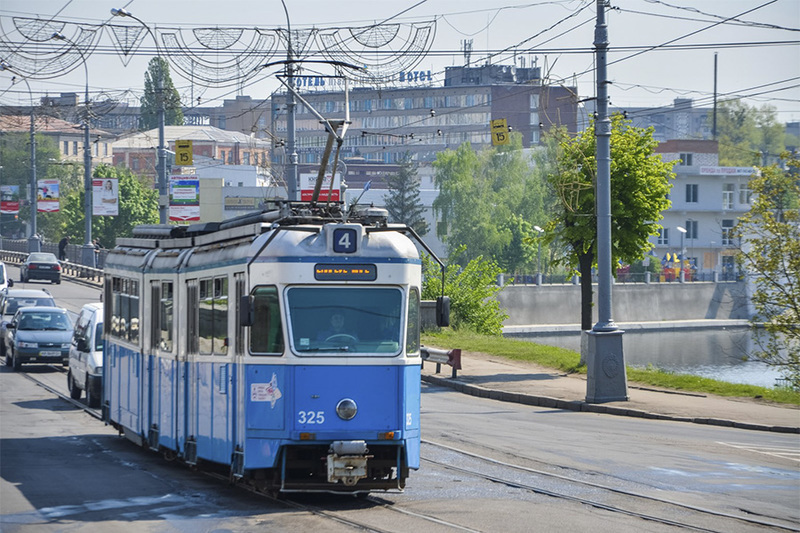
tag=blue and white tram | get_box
[102,202,447,493]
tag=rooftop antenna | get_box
[462,39,473,67]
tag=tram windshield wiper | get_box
[297,346,352,352]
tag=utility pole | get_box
[586,0,627,403]
[157,70,167,223]
[281,0,299,201]
[29,100,40,252]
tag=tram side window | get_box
[110,276,140,343]
[250,286,284,355]
[160,282,173,352]
[199,276,228,355]
[406,288,420,355]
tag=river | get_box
[508,326,787,389]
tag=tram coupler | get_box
[327,440,370,486]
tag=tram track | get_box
[10,363,483,532]
[10,364,799,532]
[421,439,800,533]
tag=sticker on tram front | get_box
[251,373,283,408]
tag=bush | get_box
[422,247,508,335]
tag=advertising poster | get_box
[300,173,340,201]
[0,185,20,214]
[169,175,200,222]
[37,179,60,212]
[93,178,119,216]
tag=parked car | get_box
[68,302,104,407]
[0,288,56,360]
[0,261,14,291]
[20,252,62,284]
[4,306,73,370]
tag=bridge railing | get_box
[0,247,103,285]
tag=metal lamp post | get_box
[533,225,544,285]
[0,62,41,252]
[676,225,687,283]
[51,32,95,267]
[111,7,169,223]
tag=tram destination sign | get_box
[315,264,377,281]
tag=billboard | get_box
[37,179,60,212]
[300,173,340,201]
[93,178,119,216]
[0,185,20,215]
[169,175,200,222]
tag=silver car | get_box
[4,306,73,370]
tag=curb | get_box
[421,374,800,434]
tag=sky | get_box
[1,0,798,125]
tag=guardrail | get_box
[421,346,462,378]
[0,249,103,285]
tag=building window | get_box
[686,219,698,240]
[63,141,69,155]
[657,227,669,245]
[243,152,250,165]
[73,141,78,156]
[738,183,752,205]
[685,184,698,203]
[722,183,735,209]
[721,219,734,245]
[220,150,226,164]
[679,152,693,166]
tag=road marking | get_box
[719,441,800,463]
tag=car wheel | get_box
[56,278,61,285]
[11,352,20,371]
[86,383,100,408]
[20,273,26,283]
[68,371,82,400]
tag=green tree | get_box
[546,115,676,330]
[140,57,184,130]
[383,155,429,235]
[714,99,786,167]
[735,152,800,388]
[58,164,158,248]
[422,247,508,335]
[0,131,61,238]
[432,133,550,270]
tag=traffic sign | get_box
[491,119,509,146]
[175,140,193,166]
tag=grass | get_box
[422,329,800,406]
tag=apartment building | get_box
[652,139,757,278]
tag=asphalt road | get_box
[1,269,798,532]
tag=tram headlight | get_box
[336,398,358,420]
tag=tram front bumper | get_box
[327,440,369,486]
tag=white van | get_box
[0,261,13,291]
[68,302,103,408]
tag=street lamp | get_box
[51,32,95,267]
[533,225,544,284]
[0,62,41,252]
[111,7,168,223]
[676,225,687,282]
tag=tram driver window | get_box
[250,286,284,355]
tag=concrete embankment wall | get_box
[496,282,751,326]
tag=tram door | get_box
[149,280,180,451]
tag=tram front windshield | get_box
[288,287,403,355]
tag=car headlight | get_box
[61,343,71,349]
[18,341,38,348]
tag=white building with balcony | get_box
[652,140,757,279]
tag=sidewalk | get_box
[421,348,800,434]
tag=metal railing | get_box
[0,246,103,285]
